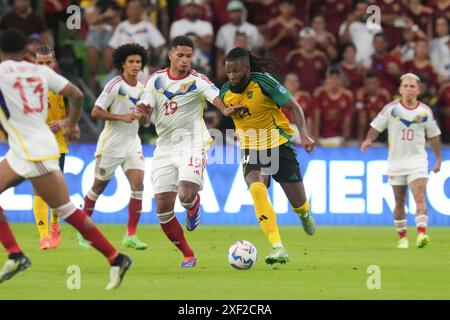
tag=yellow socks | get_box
[249,182,282,248]
[33,195,49,239]
[50,209,59,224]
[292,199,310,218]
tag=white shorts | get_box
[389,172,429,186]
[6,150,60,179]
[95,151,145,181]
[151,146,207,194]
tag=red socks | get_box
[127,198,142,236]
[65,209,118,264]
[0,207,21,254]
[160,218,194,258]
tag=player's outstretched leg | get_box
[122,191,148,250]
[76,190,99,249]
[49,210,62,249]
[248,182,288,264]
[0,207,31,283]
[157,211,196,268]
[56,204,132,289]
[292,199,316,236]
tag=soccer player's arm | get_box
[137,90,154,127]
[360,105,389,151]
[425,110,442,173]
[91,87,137,123]
[45,65,83,142]
[259,73,315,152]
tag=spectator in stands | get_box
[285,27,329,94]
[311,15,338,62]
[145,0,170,40]
[429,0,450,21]
[215,0,263,82]
[313,67,354,147]
[355,71,391,143]
[370,32,404,96]
[243,0,280,33]
[312,0,353,36]
[186,32,212,77]
[265,0,303,72]
[44,0,71,56]
[394,22,427,63]
[338,0,383,68]
[407,0,433,38]
[430,16,450,83]
[437,81,450,142]
[23,33,42,63]
[84,1,122,94]
[405,39,438,95]
[0,0,47,38]
[170,0,214,60]
[283,72,314,144]
[338,43,365,95]
[233,31,249,49]
[106,0,166,83]
[374,0,408,48]
[210,0,232,31]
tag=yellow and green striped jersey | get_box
[220,72,293,150]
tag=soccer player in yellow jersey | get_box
[220,48,316,264]
[33,46,68,250]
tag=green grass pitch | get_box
[1,224,450,300]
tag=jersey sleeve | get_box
[139,79,157,109]
[425,109,441,138]
[45,67,70,94]
[253,73,291,106]
[219,82,230,100]
[197,74,219,104]
[95,83,117,111]
[370,104,390,133]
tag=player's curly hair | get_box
[112,43,148,73]
[226,47,282,81]
[0,29,27,54]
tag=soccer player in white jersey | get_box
[78,44,149,251]
[0,30,131,289]
[139,36,242,268]
[361,73,442,249]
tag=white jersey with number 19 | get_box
[140,68,219,149]
[370,99,441,176]
[0,59,69,161]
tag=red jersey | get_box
[374,0,408,47]
[314,87,354,138]
[266,19,303,71]
[404,61,438,89]
[286,49,329,94]
[340,63,365,95]
[371,54,404,96]
[243,0,280,28]
[312,0,353,35]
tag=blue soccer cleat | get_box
[180,256,197,268]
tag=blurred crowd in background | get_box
[0,0,449,145]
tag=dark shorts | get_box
[59,153,66,172]
[241,143,302,184]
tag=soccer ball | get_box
[228,240,257,270]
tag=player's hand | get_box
[120,112,139,123]
[300,133,316,153]
[360,139,372,152]
[48,120,63,133]
[223,105,246,117]
[64,124,80,142]
[432,159,441,173]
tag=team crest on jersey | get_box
[414,114,427,124]
[178,80,196,94]
[247,91,253,99]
